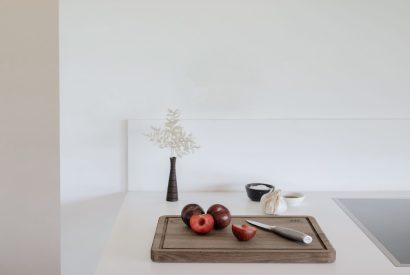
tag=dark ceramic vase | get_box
[166,157,178,201]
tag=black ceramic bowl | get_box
[245,183,275,201]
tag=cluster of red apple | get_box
[181,203,256,241]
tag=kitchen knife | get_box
[246,220,313,244]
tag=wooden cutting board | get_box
[151,215,336,263]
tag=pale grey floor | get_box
[335,198,410,267]
[61,193,126,275]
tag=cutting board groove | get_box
[151,215,336,263]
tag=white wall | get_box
[0,0,60,274]
[129,119,410,191]
[61,0,410,202]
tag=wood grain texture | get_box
[151,215,336,263]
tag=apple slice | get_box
[232,224,257,241]
[190,214,214,234]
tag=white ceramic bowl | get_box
[283,192,305,207]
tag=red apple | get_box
[189,214,214,234]
[207,204,231,229]
[232,224,257,241]
[181,204,205,227]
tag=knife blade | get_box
[246,220,313,244]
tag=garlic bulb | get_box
[260,189,287,215]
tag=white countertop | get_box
[95,191,410,275]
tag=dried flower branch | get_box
[146,109,200,158]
